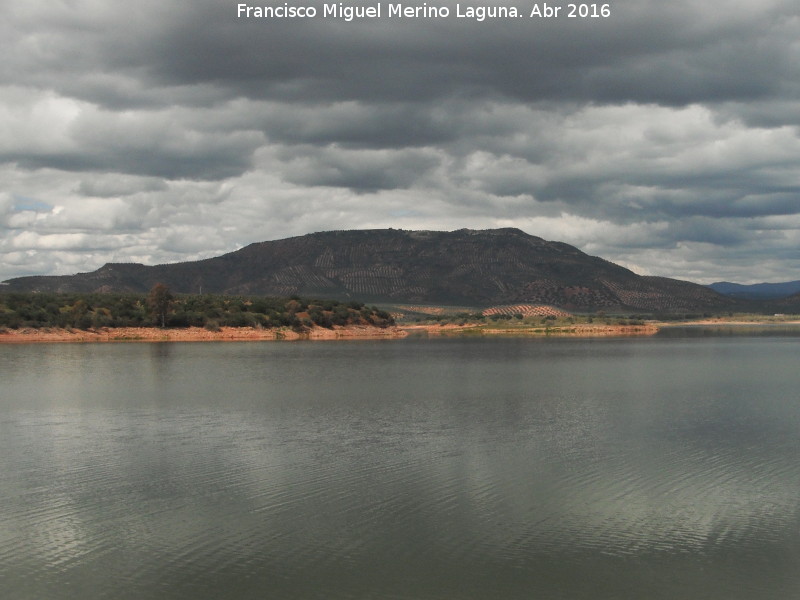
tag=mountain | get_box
[2,228,735,312]
[708,280,800,300]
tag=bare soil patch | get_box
[0,325,407,344]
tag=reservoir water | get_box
[2,331,800,599]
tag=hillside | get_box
[772,291,800,312]
[2,228,735,312]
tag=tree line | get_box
[0,286,394,331]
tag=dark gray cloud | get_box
[151,0,800,107]
[6,0,798,109]
[278,145,441,191]
[1,0,800,284]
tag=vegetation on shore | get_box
[0,288,394,332]
[395,309,645,328]
[2,290,797,343]
[396,309,651,328]
[389,305,800,336]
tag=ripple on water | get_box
[2,338,800,599]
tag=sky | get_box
[1,0,799,285]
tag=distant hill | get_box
[708,280,800,300]
[772,291,800,312]
[2,228,735,313]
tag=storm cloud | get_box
[2,0,800,284]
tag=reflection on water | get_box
[1,335,800,599]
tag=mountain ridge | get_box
[2,228,735,312]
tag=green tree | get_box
[147,283,173,328]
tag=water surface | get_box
[2,334,800,599]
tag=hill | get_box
[772,291,800,313]
[708,280,800,300]
[2,228,735,313]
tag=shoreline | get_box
[401,323,661,337]
[3,319,800,344]
[0,322,661,343]
[0,325,408,344]
[660,318,800,326]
